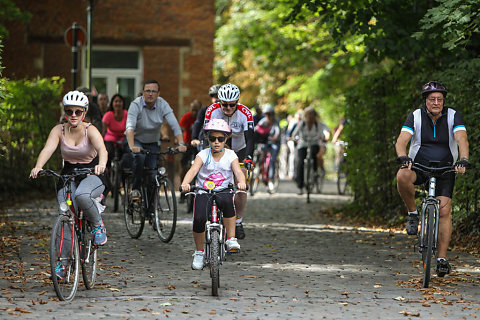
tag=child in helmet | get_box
[180,118,247,270]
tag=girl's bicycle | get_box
[38,168,100,302]
[411,162,456,288]
[108,140,124,212]
[185,183,245,296]
[123,147,178,242]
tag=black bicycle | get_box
[411,162,456,288]
[37,168,100,301]
[185,184,245,296]
[123,147,179,242]
[108,140,124,212]
[304,143,323,203]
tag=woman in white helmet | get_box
[30,91,109,256]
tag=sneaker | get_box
[226,238,241,253]
[55,262,67,282]
[92,222,107,246]
[406,214,419,235]
[436,259,451,277]
[235,223,245,240]
[191,250,204,270]
[268,181,275,193]
[129,189,141,201]
[297,188,304,195]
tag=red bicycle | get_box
[251,144,280,194]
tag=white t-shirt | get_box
[196,148,238,191]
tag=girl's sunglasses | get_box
[65,109,84,116]
[208,136,226,143]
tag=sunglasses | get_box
[221,102,237,108]
[208,136,226,143]
[65,109,84,116]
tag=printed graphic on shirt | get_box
[203,172,226,189]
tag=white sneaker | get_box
[226,238,241,252]
[268,181,275,192]
[191,251,204,270]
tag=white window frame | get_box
[82,45,143,100]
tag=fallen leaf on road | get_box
[15,307,32,314]
[167,285,176,290]
[209,310,216,314]
[139,308,151,312]
[230,297,238,301]
[342,291,350,296]
[160,302,172,306]
[399,311,420,317]
[109,288,120,292]
[394,296,405,301]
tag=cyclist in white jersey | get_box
[202,83,254,239]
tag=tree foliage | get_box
[0,77,65,200]
[216,0,480,236]
[0,0,32,39]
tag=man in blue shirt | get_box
[126,80,187,199]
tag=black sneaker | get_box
[235,223,245,239]
[436,259,451,277]
[406,214,419,235]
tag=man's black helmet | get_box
[421,81,448,98]
[209,84,221,97]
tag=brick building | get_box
[3,0,215,116]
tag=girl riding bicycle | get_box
[29,90,108,280]
[180,119,247,270]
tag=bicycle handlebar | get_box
[411,162,456,177]
[138,147,179,155]
[179,184,248,194]
[38,168,95,180]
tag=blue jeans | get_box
[262,143,280,180]
[132,141,160,190]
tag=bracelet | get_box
[178,142,187,146]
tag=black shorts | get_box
[413,169,455,198]
[192,191,235,233]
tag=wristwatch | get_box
[178,142,187,146]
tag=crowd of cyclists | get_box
[28,79,471,282]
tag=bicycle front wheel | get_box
[304,159,313,203]
[422,204,436,288]
[123,173,145,238]
[210,231,220,296]
[81,221,98,289]
[50,215,80,301]
[337,159,347,195]
[154,177,177,243]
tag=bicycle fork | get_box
[418,177,441,253]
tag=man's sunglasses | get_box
[221,102,237,108]
[208,136,226,143]
[65,109,84,116]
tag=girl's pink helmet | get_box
[204,118,232,136]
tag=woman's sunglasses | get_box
[208,136,226,143]
[65,109,84,116]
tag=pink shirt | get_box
[60,124,97,164]
[102,110,127,142]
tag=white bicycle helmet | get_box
[262,103,275,114]
[62,90,89,111]
[204,118,232,136]
[218,83,240,102]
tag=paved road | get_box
[1,179,479,319]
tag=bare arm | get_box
[101,121,107,137]
[30,125,62,178]
[180,156,203,191]
[126,129,140,153]
[88,125,108,175]
[331,123,343,144]
[454,130,469,174]
[395,131,412,157]
[231,158,246,190]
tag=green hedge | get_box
[0,77,65,200]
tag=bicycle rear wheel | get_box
[123,173,145,238]
[337,159,347,195]
[315,167,325,194]
[81,221,98,289]
[269,160,280,194]
[50,215,80,301]
[251,163,260,195]
[422,204,436,288]
[210,231,220,296]
[154,177,177,243]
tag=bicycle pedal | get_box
[227,249,240,254]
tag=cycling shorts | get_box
[413,169,455,198]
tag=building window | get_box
[83,46,143,107]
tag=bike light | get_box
[158,167,166,175]
[59,202,69,212]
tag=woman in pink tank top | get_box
[30,90,109,249]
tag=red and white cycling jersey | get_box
[204,103,254,152]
